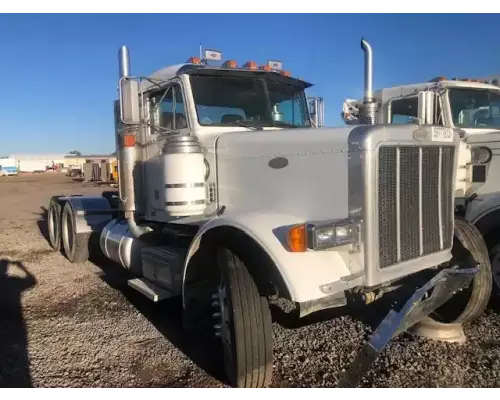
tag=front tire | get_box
[429,217,492,324]
[213,247,273,388]
[61,202,90,263]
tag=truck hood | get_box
[462,127,500,138]
[214,127,353,221]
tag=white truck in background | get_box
[45,42,492,388]
[18,159,49,173]
[0,157,18,176]
[342,38,500,296]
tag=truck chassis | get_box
[46,193,490,387]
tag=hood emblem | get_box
[268,157,289,169]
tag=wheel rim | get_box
[62,208,73,256]
[67,210,74,252]
[213,280,233,380]
[48,206,56,244]
[430,233,475,323]
[492,249,500,291]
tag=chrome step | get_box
[127,277,172,302]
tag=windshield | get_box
[448,88,500,129]
[189,75,311,128]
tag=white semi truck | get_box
[46,44,492,388]
[342,38,500,297]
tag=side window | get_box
[390,97,418,124]
[267,80,308,126]
[150,84,188,132]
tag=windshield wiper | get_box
[225,120,264,130]
[272,121,300,128]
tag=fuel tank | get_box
[99,218,143,275]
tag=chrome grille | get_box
[378,146,455,269]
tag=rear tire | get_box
[47,198,62,252]
[214,247,273,388]
[430,217,492,324]
[61,202,90,263]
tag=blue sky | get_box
[1,13,499,155]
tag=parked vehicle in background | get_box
[17,160,48,173]
[0,157,18,176]
[66,165,83,177]
[342,38,500,296]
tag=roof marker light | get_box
[187,56,201,64]
[243,61,258,70]
[222,60,237,68]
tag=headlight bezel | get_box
[471,146,492,165]
[306,218,355,250]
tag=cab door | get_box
[143,81,191,221]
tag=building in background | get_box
[8,153,69,173]
[5,152,117,176]
[64,154,117,167]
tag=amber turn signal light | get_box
[287,224,307,252]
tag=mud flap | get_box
[337,265,479,388]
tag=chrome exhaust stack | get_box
[358,37,377,125]
[117,46,149,238]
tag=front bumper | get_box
[338,264,479,388]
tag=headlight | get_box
[471,146,492,165]
[306,219,354,250]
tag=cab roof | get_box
[141,63,313,92]
[378,79,500,94]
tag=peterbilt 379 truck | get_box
[46,42,492,388]
[342,38,500,298]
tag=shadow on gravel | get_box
[35,211,226,387]
[88,250,226,387]
[0,259,37,388]
[36,206,50,244]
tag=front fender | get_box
[182,212,353,305]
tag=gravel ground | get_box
[1,173,500,388]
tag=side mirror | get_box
[417,91,436,125]
[310,106,319,127]
[309,99,316,115]
[119,77,141,125]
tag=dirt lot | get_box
[1,173,500,388]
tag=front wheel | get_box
[429,217,492,324]
[212,247,273,388]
